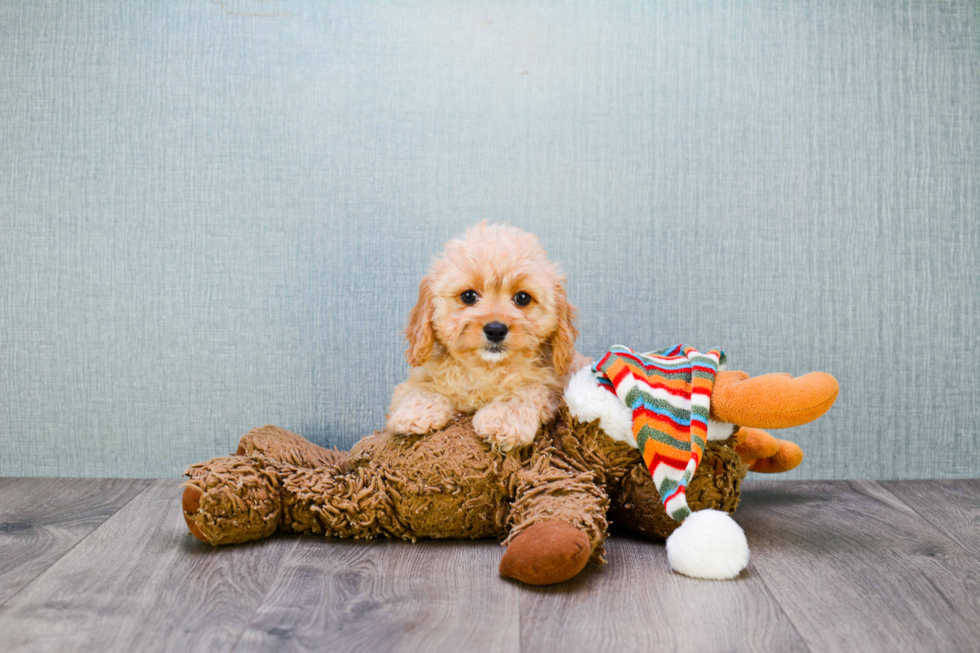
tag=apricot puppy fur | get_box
[386,222,581,452]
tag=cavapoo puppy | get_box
[386,222,585,452]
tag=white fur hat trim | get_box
[665,509,749,580]
[565,366,736,445]
[564,366,636,445]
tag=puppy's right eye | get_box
[460,290,479,305]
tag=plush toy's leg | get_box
[710,370,838,429]
[182,456,285,545]
[182,453,408,545]
[499,455,609,585]
[276,458,408,540]
[733,427,804,473]
[235,425,344,469]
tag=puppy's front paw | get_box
[386,396,454,435]
[473,401,540,453]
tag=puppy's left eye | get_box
[513,292,532,306]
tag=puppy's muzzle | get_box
[483,321,508,343]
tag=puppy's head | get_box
[405,222,578,374]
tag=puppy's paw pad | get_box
[474,405,538,452]
[387,401,453,435]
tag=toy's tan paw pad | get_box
[181,483,209,543]
[499,521,591,585]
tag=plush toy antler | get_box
[733,427,804,473]
[712,369,835,473]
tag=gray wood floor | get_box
[0,478,978,652]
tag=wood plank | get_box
[0,479,297,653]
[0,478,151,606]
[233,536,520,653]
[881,480,980,559]
[3,478,977,652]
[518,530,809,653]
[737,480,980,652]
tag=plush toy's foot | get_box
[182,456,284,545]
[711,370,838,429]
[733,427,804,473]
[499,521,591,585]
[182,484,209,543]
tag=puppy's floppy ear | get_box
[549,284,579,376]
[405,275,436,366]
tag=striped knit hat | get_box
[592,344,725,522]
[565,343,750,579]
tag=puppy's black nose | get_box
[483,321,508,343]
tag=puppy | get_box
[386,222,585,452]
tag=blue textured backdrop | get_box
[1,0,977,479]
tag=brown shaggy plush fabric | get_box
[183,401,747,562]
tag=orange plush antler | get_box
[733,427,804,474]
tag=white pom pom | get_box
[665,509,749,580]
